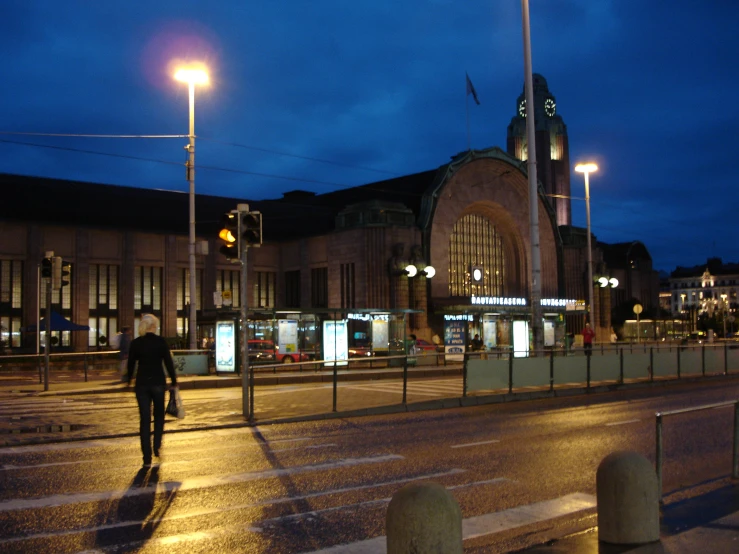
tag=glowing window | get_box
[448,214,505,297]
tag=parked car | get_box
[348,345,374,358]
[414,338,439,353]
[247,339,310,364]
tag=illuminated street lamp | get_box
[575,163,598,325]
[174,66,209,350]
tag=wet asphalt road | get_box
[1,379,738,553]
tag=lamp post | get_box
[721,293,728,338]
[575,163,598,327]
[174,67,208,350]
[521,0,543,353]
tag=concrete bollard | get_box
[597,451,660,545]
[386,482,462,554]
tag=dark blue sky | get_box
[2,1,737,273]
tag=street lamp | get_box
[174,66,209,350]
[521,0,543,353]
[575,163,598,326]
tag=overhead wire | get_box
[0,136,424,197]
[198,136,400,176]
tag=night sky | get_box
[2,1,737,273]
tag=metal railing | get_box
[655,400,739,500]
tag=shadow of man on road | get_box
[92,465,179,552]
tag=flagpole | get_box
[466,90,470,150]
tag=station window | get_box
[449,214,505,297]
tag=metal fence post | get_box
[649,348,654,383]
[725,343,729,375]
[677,345,681,379]
[508,352,513,394]
[332,359,338,412]
[656,413,663,502]
[702,345,706,377]
[403,355,408,405]
[586,353,591,392]
[462,353,467,398]
[549,349,554,392]
[733,402,739,480]
[84,353,88,382]
[620,348,624,384]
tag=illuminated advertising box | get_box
[323,319,348,366]
[215,320,237,373]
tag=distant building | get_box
[668,258,739,334]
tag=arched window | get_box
[449,213,505,296]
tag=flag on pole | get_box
[466,72,480,105]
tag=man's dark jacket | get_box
[127,333,177,387]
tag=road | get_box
[1,379,738,553]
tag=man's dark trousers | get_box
[135,385,165,462]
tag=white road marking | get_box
[306,492,597,553]
[0,427,305,456]
[0,454,404,512]
[2,469,466,546]
[256,478,510,527]
[1,442,337,472]
[342,383,460,398]
[605,419,640,427]
[451,439,500,449]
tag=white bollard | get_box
[386,482,462,553]
[597,451,660,545]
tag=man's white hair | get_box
[138,314,160,336]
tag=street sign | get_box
[633,304,643,315]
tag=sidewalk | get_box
[523,482,739,553]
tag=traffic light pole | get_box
[44,268,52,392]
[240,243,253,421]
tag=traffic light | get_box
[60,260,71,288]
[41,257,53,279]
[218,211,240,261]
[52,257,71,290]
[242,211,262,247]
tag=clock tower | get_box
[506,74,571,226]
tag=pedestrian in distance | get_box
[118,326,132,382]
[127,314,178,467]
[583,322,595,355]
[470,333,483,351]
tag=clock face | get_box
[544,98,556,117]
[518,99,526,117]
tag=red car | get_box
[414,338,439,353]
[247,340,310,364]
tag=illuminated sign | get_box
[347,313,390,322]
[540,298,577,307]
[471,296,527,306]
[215,320,237,373]
[444,314,473,321]
[323,320,349,366]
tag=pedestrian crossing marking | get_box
[342,379,463,398]
[0,454,404,512]
[0,468,465,547]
